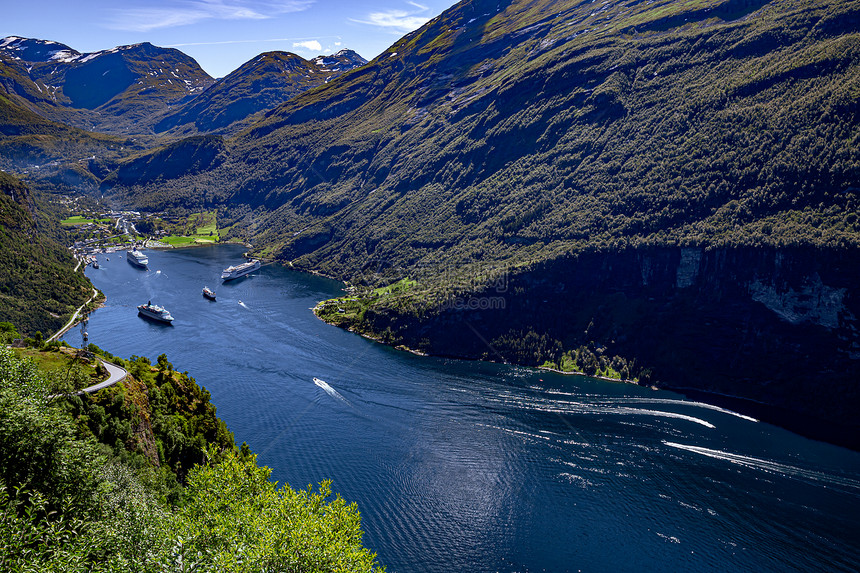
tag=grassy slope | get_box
[0,87,126,176]
[154,51,367,136]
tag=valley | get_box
[2,0,860,568]
[2,0,859,462]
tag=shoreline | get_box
[77,252,860,452]
[47,287,100,343]
[311,302,859,451]
[143,238,249,250]
[535,364,640,386]
[311,301,638,384]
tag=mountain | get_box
[0,37,214,135]
[0,37,367,138]
[0,68,132,188]
[114,0,860,263]
[0,171,92,336]
[155,49,367,135]
[0,36,79,64]
[97,0,860,444]
[310,49,369,73]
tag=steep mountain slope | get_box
[99,0,860,442]
[0,36,78,63]
[0,37,214,135]
[155,50,367,135]
[115,0,860,268]
[0,84,123,175]
[0,171,92,335]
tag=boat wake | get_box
[616,408,715,428]
[612,398,758,422]
[664,441,860,493]
[314,377,349,404]
[486,391,717,429]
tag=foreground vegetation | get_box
[0,345,383,571]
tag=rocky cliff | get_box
[356,246,860,448]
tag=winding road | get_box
[45,283,127,395]
[47,287,98,343]
[77,359,127,395]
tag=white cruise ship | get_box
[137,301,174,323]
[127,249,149,268]
[221,259,261,280]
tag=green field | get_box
[161,235,217,246]
[153,210,220,246]
[61,215,112,226]
[61,215,94,226]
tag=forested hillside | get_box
[103,0,860,279]
[4,0,860,445]
[0,172,91,336]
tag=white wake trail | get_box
[617,408,716,428]
[664,441,860,492]
[314,377,349,404]
[613,398,758,422]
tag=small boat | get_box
[137,301,174,323]
[92,260,100,269]
[203,286,216,300]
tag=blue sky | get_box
[3,0,459,77]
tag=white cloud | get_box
[351,1,430,33]
[168,36,335,47]
[293,40,321,52]
[105,0,315,32]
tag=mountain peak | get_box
[0,36,80,63]
[311,49,367,72]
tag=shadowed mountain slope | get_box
[0,172,92,335]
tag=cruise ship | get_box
[221,259,261,280]
[127,249,149,268]
[137,301,174,323]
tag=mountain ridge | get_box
[154,48,367,135]
[0,35,368,143]
[0,37,215,135]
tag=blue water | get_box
[67,245,860,572]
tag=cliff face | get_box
[366,246,860,447]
